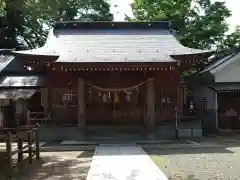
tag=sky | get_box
[110,0,240,33]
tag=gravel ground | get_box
[0,150,94,180]
[146,146,240,180]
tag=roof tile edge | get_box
[54,21,171,30]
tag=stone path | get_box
[87,145,168,180]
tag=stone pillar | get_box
[77,78,85,131]
[147,78,155,133]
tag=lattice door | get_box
[52,88,77,125]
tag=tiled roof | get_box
[0,51,27,73]
[0,55,15,72]
[13,21,213,63]
[3,56,26,72]
[201,51,240,73]
[211,83,240,91]
[0,75,44,88]
[0,89,36,100]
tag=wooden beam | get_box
[52,62,177,69]
[27,131,32,164]
[35,125,40,159]
[17,138,23,163]
[6,132,13,179]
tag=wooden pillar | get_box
[40,88,48,116]
[6,132,12,179]
[27,109,30,126]
[147,78,155,132]
[27,131,32,164]
[77,78,85,131]
[22,99,28,126]
[15,98,24,128]
[144,90,148,129]
[177,87,183,116]
[48,87,52,112]
[46,66,52,122]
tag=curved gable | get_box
[12,21,213,63]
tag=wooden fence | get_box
[0,124,40,180]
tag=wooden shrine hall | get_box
[6,21,213,134]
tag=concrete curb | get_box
[140,144,224,149]
[40,145,97,152]
[39,143,225,152]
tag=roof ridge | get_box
[54,21,171,30]
[200,49,240,73]
[0,49,16,54]
[209,48,239,65]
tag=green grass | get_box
[150,154,171,171]
[150,154,184,179]
[151,155,163,167]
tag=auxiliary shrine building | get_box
[0,21,213,138]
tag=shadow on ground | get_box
[169,174,200,180]
[169,174,222,180]
[77,150,94,158]
[0,151,93,180]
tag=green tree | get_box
[0,0,24,49]
[0,0,113,49]
[217,26,240,50]
[129,0,232,49]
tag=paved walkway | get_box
[87,145,168,180]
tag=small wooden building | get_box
[0,49,45,129]
[7,21,213,137]
[196,50,240,131]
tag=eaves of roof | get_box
[200,49,240,74]
[0,55,15,73]
[11,21,213,62]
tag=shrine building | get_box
[0,21,214,138]
[195,49,240,132]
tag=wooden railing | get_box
[0,124,40,180]
[27,111,51,124]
